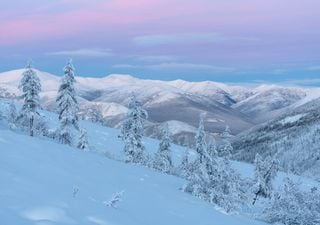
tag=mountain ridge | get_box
[0,69,317,146]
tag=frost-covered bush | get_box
[263,178,320,225]
[104,191,124,208]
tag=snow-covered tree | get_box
[56,59,79,145]
[218,125,233,158]
[208,157,241,212]
[79,103,104,123]
[18,62,42,136]
[207,136,217,160]
[77,129,89,150]
[184,129,242,212]
[153,125,173,173]
[184,115,213,196]
[195,115,207,164]
[6,101,18,130]
[252,154,278,204]
[179,149,192,178]
[183,159,210,199]
[263,178,320,225]
[121,94,148,164]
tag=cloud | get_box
[134,55,178,62]
[112,64,141,69]
[47,48,113,57]
[307,66,320,71]
[147,63,234,72]
[271,69,288,75]
[112,62,234,73]
[279,79,320,87]
[133,32,257,46]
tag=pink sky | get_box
[0,0,319,82]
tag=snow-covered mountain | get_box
[233,85,307,123]
[233,95,320,179]
[0,69,314,146]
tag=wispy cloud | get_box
[134,55,178,62]
[133,32,257,46]
[279,79,320,87]
[271,69,288,75]
[307,66,320,71]
[47,48,113,57]
[112,64,141,69]
[113,62,234,73]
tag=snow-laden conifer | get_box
[77,129,89,150]
[195,115,208,164]
[6,101,18,130]
[153,124,173,173]
[179,149,192,178]
[121,94,148,164]
[219,125,233,158]
[252,153,278,204]
[18,61,42,136]
[56,59,79,145]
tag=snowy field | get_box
[0,99,318,225]
[0,119,268,225]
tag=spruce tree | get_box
[184,116,212,199]
[179,149,192,178]
[219,125,233,158]
[121,94,148,164]
[56,59,79,145]
[153,124,173,173]
[195,115,207,164]
[77,129,89,150]
[7,101,18,130]
[18,61,41,136]
[252,154,278,204]
[207,136,217,161]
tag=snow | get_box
[0,98,273,225]
[1,97,319,224]
[279,114,306,125]
[0,125,267,225]
[164,120,197,135]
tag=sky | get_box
[0,0,320,84]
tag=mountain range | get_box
[0,69,318,147]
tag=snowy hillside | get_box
[0,102,272,225]
[1,90,319,225]
[233,85,307,123]
[0,69,314,147]
[233,96,320,179]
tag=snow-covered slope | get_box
[233,96,320,179]
[233,85,307,123]
[0,106,269,225]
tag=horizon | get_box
[2,67,320,88]
[0,0,319,84]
